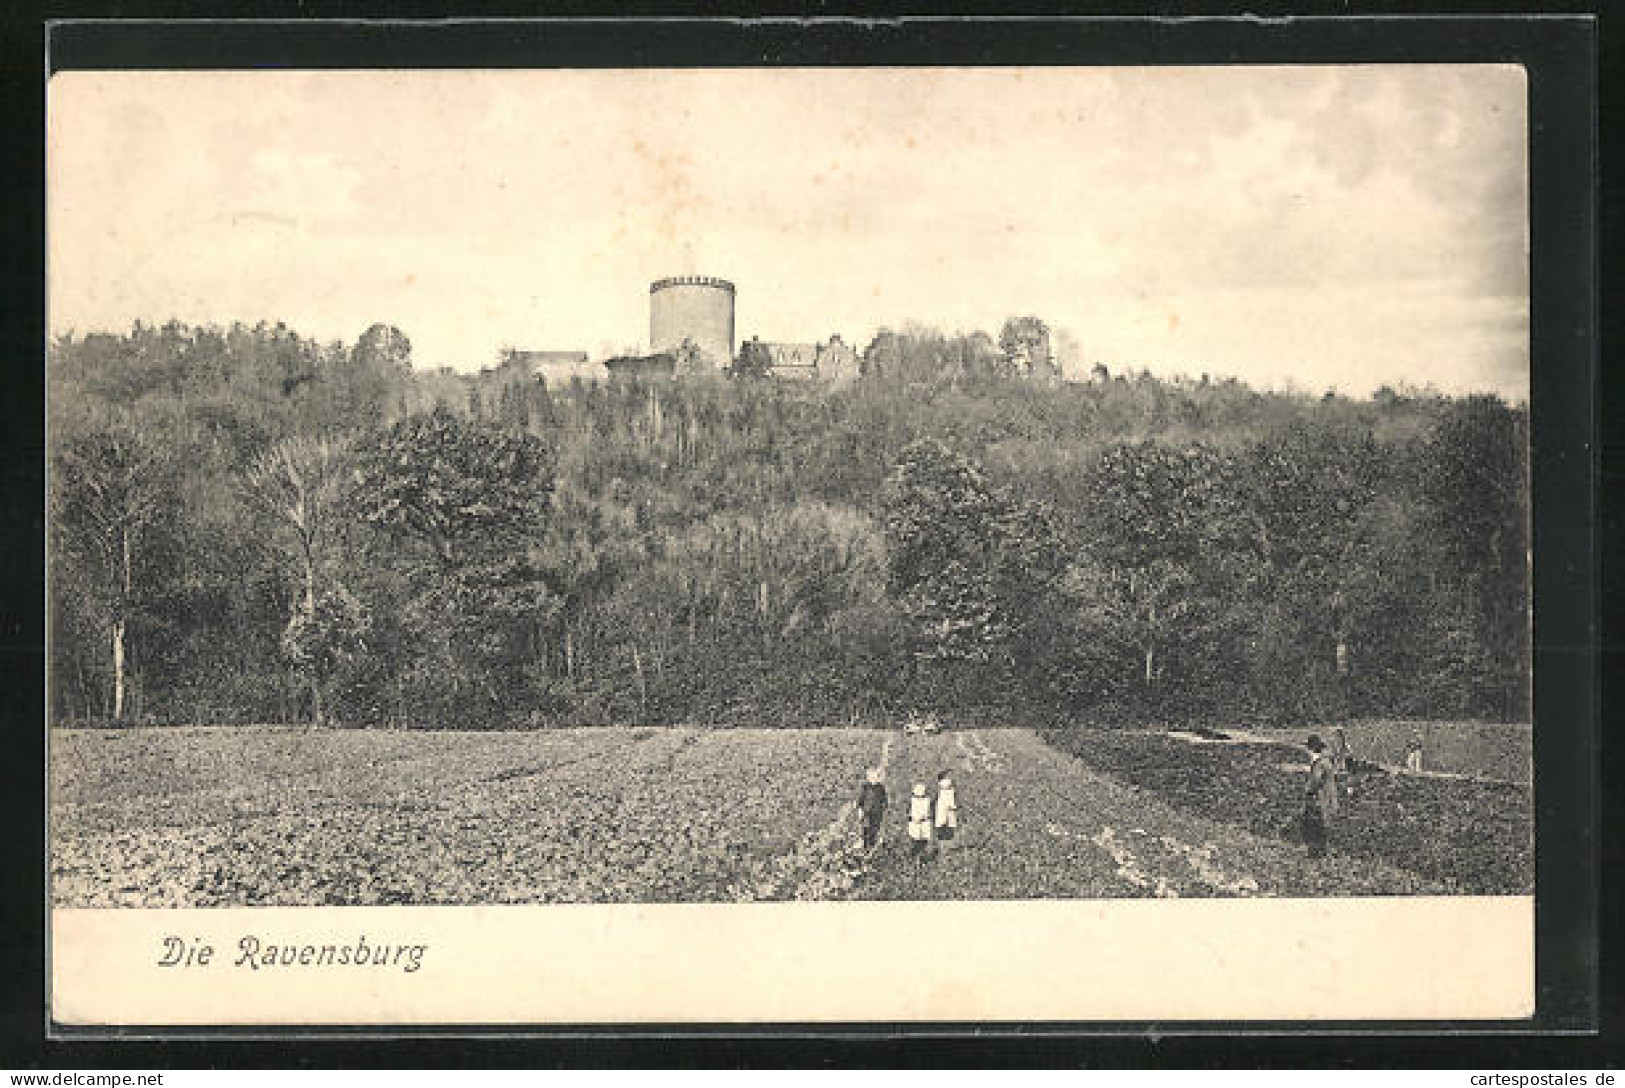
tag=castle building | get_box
[649,275,736,371]
[486,275,855,392]
[751,335,860,385]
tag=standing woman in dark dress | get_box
[1302,734,1338,858]
[856,768,888,850]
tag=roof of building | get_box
[650,275,736,293]
[603,352,677,377]
[504,350,589,366]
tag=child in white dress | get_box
[907,784,933,860]
[934,770,959,850]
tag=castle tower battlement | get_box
[650,275,736,294]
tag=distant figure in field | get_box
[933,770,959,850]
[856,768,887,850]
[1405,738,1424,773]
[1330,726,1354,798]
[1301,734,1338,859]
[1329,727,1351,774]
[907,784,933,860]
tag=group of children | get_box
[853,729,1428,867]
[855,768,958,858]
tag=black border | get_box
[6,10,1608,1068]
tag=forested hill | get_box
[48,319,1529,730]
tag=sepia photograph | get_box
[44,62,1539,1024]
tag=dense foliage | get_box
[48,319,1529,727]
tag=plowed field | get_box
[50,724,1530,907]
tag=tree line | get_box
[48,318,1530,729]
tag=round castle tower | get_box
[649,275,736,371]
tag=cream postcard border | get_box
[52,896,1533,1026]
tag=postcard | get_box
[46,64,1534,1027]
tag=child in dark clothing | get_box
[856,768,887,850]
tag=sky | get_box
[48,66,1528,398]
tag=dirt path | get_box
[729,735,896,902]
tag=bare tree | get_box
[243,434,354,722]
[54,426,169,721]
